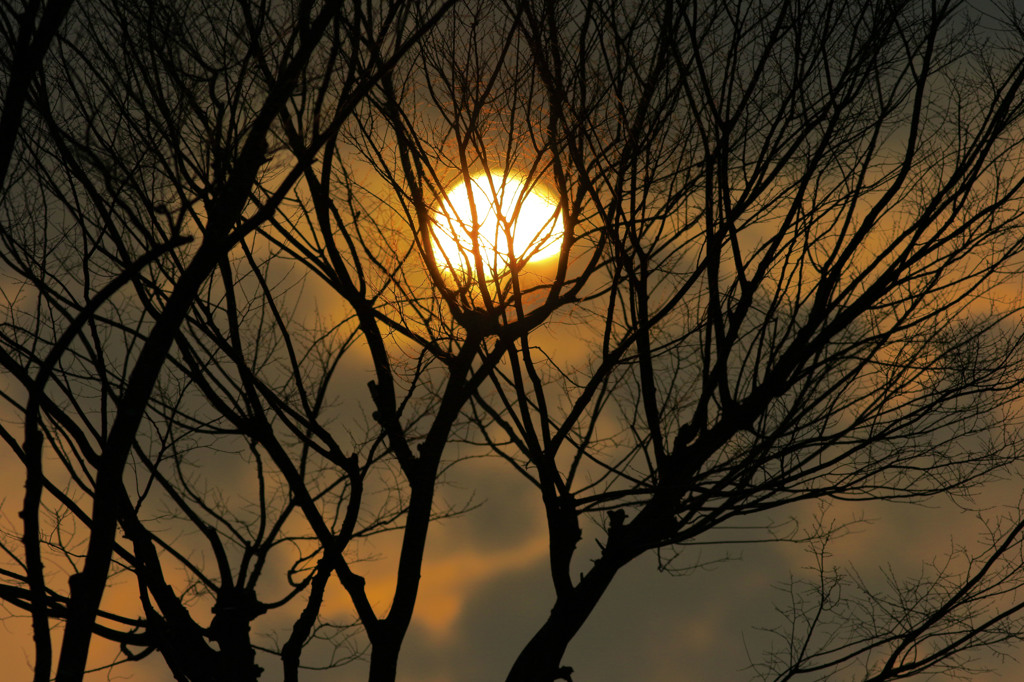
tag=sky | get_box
[4,448,1024,680]
[6,0,1024,680]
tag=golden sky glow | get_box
[431,172,562,279]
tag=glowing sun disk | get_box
[431,172,562,278]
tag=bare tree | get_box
[6,0,1024,681]
[0,0,459,680]
[358,0,1024,679]
[0,0,74,187]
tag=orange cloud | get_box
[412,532,549,638]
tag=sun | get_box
[431,171,562,280]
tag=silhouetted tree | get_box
[6,0,1024,681]
[0,0,458,680]
[362,0,1024,679]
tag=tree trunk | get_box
[367,637,401,682]
[505,560,620,682]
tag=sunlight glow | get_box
[431,172,562,279]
